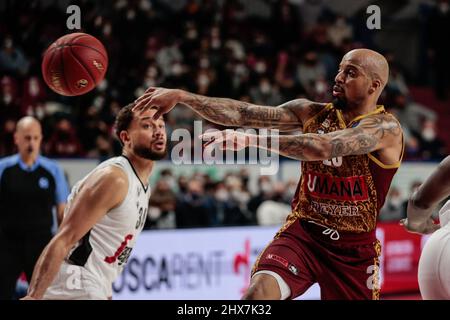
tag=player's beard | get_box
[333,96,348,110]
[134,144,167,160]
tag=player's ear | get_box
[119,130,130,145]
[369,78,381,94]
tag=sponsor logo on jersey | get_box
[304,172,368,201]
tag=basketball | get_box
[41,33,108,96]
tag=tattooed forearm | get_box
[328,115,402,158]
[253,114,402,161]
[182,94,247,126]
[255,134,327,161]
[328,127,378,157]
[180,92,303,129]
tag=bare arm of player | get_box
[401,155,450,234]
[203,113,403,161]
[56,203,65,227]
[23,166,128,300]
[133,87,326,131]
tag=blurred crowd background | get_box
[1,0,449,228]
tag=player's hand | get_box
[400,217,440,235]
[201,130,250,151]
[133,87,183,119]
[20,295,37,300]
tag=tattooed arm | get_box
[133,87,326,131]
[206,114,403,162]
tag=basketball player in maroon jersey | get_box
[134,49,404,300]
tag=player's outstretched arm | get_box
[23,166,128,300]
[401,155,450,234]
[134,87,326,131]
[203,113,402,161]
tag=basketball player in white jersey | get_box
[22,104,167,300]
[401,155,450,299]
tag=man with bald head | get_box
[0,116,69,299]
[133,48,404,300]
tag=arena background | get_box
[1,0,449,300]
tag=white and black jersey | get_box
[43,156,150,299]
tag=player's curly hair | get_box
[114,103,135,146]
[114,102,167,145]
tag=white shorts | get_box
[42,262,111,300]
[418,203,450,300]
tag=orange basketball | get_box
[41,33,108,96]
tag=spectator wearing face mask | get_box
[296,51,327,97]
[414,119,446,161]
[0,36,30,76]
[256,182,291,226]
[248,176,273,221]
[0,76,21,122]
[390,92,436,136]
[45,118,84,158]
[221,175,252,226]
[0,119,17,156]
[249,77,284,106]
[146,180,177,229]
[379,187,404,222]
[175,179,210,228]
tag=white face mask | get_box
[215,189,229,202]
[4,38,13,49]
[255,61,267,74]
[172,63,183,76]
[390,197,402,208]
[147,67,158,78]
[422,128,436,141]
[127,9,136,20]
[98,79,108,91]
[260,182,272,193]
[197,74,210,87]
[199,58,210,69]
[260,82,271,94]
[3,93,12,105]
[144,78,156,88]
[211,38,221,49]
[29,78,39,96]
[103,24,112,36]
[187,28,198,40]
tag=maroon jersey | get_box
[290,104,404,233]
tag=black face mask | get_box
[191,193,201,201]
[305,58,317,65]
[57,130,70,140]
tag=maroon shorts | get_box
[252,218,381,300]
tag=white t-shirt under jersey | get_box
[43,156,150,299]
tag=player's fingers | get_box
[134,92,153,105]
[132,97,151,111]
[144,87,157,94]
[135,97,156,112]
[152,110,163,120]
[399,218,407,226]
